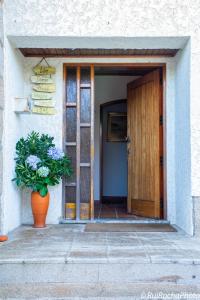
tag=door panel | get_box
[127,69,162,218]
[64,65,94,220]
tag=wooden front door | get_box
[127,69,163,218]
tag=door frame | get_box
[63,62,167,220]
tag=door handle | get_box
[125,136,131,143]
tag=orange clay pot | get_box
[0,235,8,242]
[31,191,49,228]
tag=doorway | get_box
[94,67,164,220]
[96,99,129,219]
[63,64,165,221]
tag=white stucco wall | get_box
[2,41,24,233]
[0,0,4,234]
[1,0,199,234]
[175,41,192,234]
[21,58,64,225]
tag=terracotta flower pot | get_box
[31,191,49,228]
[0,235,8,242]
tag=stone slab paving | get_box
[1,225,200,298]
[1,224,200,265]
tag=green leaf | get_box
[39,186,48,197]
[12,131,73,192]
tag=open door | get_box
[127,69,163,218]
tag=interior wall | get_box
[94,75,138,200]
[102,102,127,198]
[175,41,192,234]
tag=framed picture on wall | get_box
[107,112,127,142]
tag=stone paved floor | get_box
[94,203,150,219]
[0,224,200,265]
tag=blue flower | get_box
[26,155,41,170]
[47,147,64,160]
[37,166,50,177]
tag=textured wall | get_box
[193,197,200,237]
[3,0,200,38]
[175,41,192,234]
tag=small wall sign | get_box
[31,58,57,115]
[31,75,54,84]
[34,100,55,107]
[33,83,56,93]
[33,65,56,75]
[32,91,53,100]
[32,106,57,115]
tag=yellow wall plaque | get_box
[33,65,56,75]
[32,106,56,115]
[33,84,56,93]
[31,75,54,84]
[34,100,55,107]
[32,91,52,100]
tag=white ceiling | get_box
[8,36,189,50]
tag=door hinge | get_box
[160,156,163,167]
[160,115,163,126]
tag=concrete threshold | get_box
[60,218,170,224]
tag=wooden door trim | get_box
[63,63,167,220]
[90,65,95,219]
[62,64,67,218]
[63,63,166,67]
[76,67,81,220]
[100,99,127,203]
[162,65,167,219]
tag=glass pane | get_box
[66,108,76,142]
[81,67,90,84]
[65,186,76,220]
[66,146,76,183]
[65,186,76,203]
[80,88,91,123]
[80,128,90,163]
[80,167,90,204]
[66,68,77,103]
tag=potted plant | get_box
[13,132,72,228]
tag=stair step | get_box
[1,282,200,299]
[1,261,200,285]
